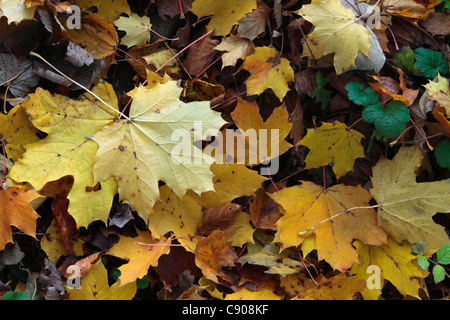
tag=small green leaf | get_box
[313,72,332,110]
[435,138,450,169]
[1,291,30,300]
[362,100,410,138]
[437,244,450,265]
[416,255,430,271]
[394,46,419,74]
[411,242,426,256]
[432,264,446,283]
[345,81,379,106]
[415,48,449,79]
[439,0,450,10]
[136,275,149,289]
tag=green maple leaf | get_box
[362,100,410,138]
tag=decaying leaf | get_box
[269,181,387,271]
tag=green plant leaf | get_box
[432,264,446,283]
[1,291,30,300]
[437,244,450,265]
[313,72,332,110]
[393,46,419,74]
[345,81,379,106]
[362,100,410,138]
[435,137,450,169]
[414,48,449,79]
[416,256,430,271]
[439,0,450,10]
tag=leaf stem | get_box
[29,51,132,122]
[155,29,215,74]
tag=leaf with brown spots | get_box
[8,82,119,228]
[269,181,387,271]
[66,260,137,300]
[92,80,226,223]
[299,121,365,179]
[194,228,237,283]
[0,185,41,250]
[295,274,365,300]
[241,46,294,101]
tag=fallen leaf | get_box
[225,287,281,300]
[0,105,40,162]
[115,13,152,48]
[188,163,266,208]
[350,239,429,300]
[8,82,118,227]
[296,274,365,300]
[299,121,366,179]
[0,53,39,97]
[237,243,304,275]
[269,181,387,271]
[66,260,137,300]
[370,145,450,255]
[241,46,294,101]
[77,0,131,21]
[92,80,226,221]
[296,0,372,74]
[0,185,40,250]
[194,228,237,283]
[189,0,257,36]
[181,35,219,76]
[107,230,172,286]
[0,0,36,24]
[383,0,440,20]
[61,13,119,60]
[236,0,270,41]
[214,35,255,69]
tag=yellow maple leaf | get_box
[299,121,365,179]
[189,0,257,36]
[383,0,440,20]
[370,145,450,255]
[214,35,255,69]
[0,185,41,250]
[424,73,450,116]
[350,239,429,300]
[0,105,40,162]
[194,228,237,283]
[149,184,203,251]
[67,260,137,300]
[188,163,267,208]
[8,82,118,228]
[296,274,366,300]
[241,46,294,101]
[269,181,387,271]
[296,0,372,74]
[77,0,131,21]
[0,0,36,23]
[115,13,152,47]
[107,230,172,286]
[225,288,281,300]
[92,80,226,221]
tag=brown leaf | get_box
[58,251,103,278]
[421,12,450,36]
[237,0,270,41]
[182,36,219,76]
[51,197,78,256]
[197,203,242,236]
[61,13,119,60]
[194,228,237,283]
[249,188,282,230]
